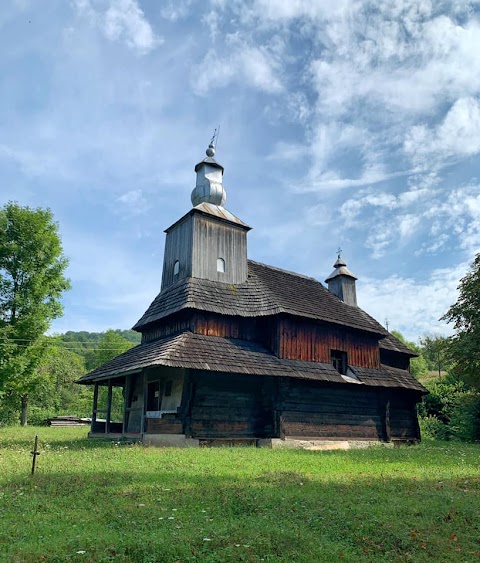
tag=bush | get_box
[0,401,19,427]
[419,375,480,441]
[419,415,450,440]
[27,406,58,426]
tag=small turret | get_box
[191,138,226,207]
[325,251,358,306]
[161,136,250,290]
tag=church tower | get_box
[160,139,251,290]
[325,253,358,307]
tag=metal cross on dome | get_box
[210,125,220,147]
[337,247,343,259]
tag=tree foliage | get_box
[442,253,480,389]
[391,330,428,379]
[85,329,136,371]
[418,333,450,375]
[0,202,70,424]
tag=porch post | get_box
[384,398,391,442]
[106,379,113,434]
[141,370,148,435]
[122,375,130,434]
[91,383,99,433]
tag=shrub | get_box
[419,375,480,442]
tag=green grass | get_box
[1,428,479,562]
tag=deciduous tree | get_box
[0,202,70,425]
[85,329,135,371]
[442,253,480,389]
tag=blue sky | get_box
[1,0,480,342]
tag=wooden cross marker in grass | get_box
[31,435,40,476]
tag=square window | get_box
[331,350,348,375]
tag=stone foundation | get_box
[143,433,200,447]
[257,438,395,450]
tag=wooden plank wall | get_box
[380,349,410,370]
[279,380,386,440]
[142,315,193,343]
[161,215,194,289]
[189,373,272,438]
[276,317,380,368]
[142,313,256,342]
[389,393,420,440]
[192,215,248,284]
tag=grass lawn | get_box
[0,427,479,562]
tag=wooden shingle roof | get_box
[78,331,426,392]
[133,260,390,337]
[378,332,418,356]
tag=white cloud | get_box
[192,38,283,95]
[359,261,468,342]
[404,97,480,170]
[74,0,161,54]
[160,0,194,22]
[117,189,149,215]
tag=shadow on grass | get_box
[1,462,479,562]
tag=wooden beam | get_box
[384,398,391,442]
[91,383,99,433]
[122,375,130,434]
[106,380,113,434]
[140,370,148,435]
[182,373,194,438]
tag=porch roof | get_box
[78,331,426,393]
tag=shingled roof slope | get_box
[133,260,389,336]
[78,331,425,392]
[379,332,418,356]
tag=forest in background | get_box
[0,329,140,426]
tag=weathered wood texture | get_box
[142,314,193,343]
[380,349,411,370]
[389,394,420,439]
[146,415,183,434]
[189,373,272,438]
[161,214,193,289]
[161,211,248,290]
[279,381,386,440]
[275,317,381,368]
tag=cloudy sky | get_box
[1,0,479,342]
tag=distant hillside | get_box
[59,329,141,349]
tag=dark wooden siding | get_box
[277,317,380,368]
[189,373,273,438]
[279,380,385,440]
[380,349,411,370]
[142,313,258,343]
[142,314,193,343]
[389,393,420,440]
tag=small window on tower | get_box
[331,350,348,375]
[173,260,180,276]
[217,258,225,273]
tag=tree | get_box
[391,330,428,380]
[418,333,450,376]
[85,329,135,371]
[0,202,70,425]
[33,341,90,414]
[442,252,480,390]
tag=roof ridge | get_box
[248,259,319,283]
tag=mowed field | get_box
[0,427,479,562]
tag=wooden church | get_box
[79,140,426,448]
